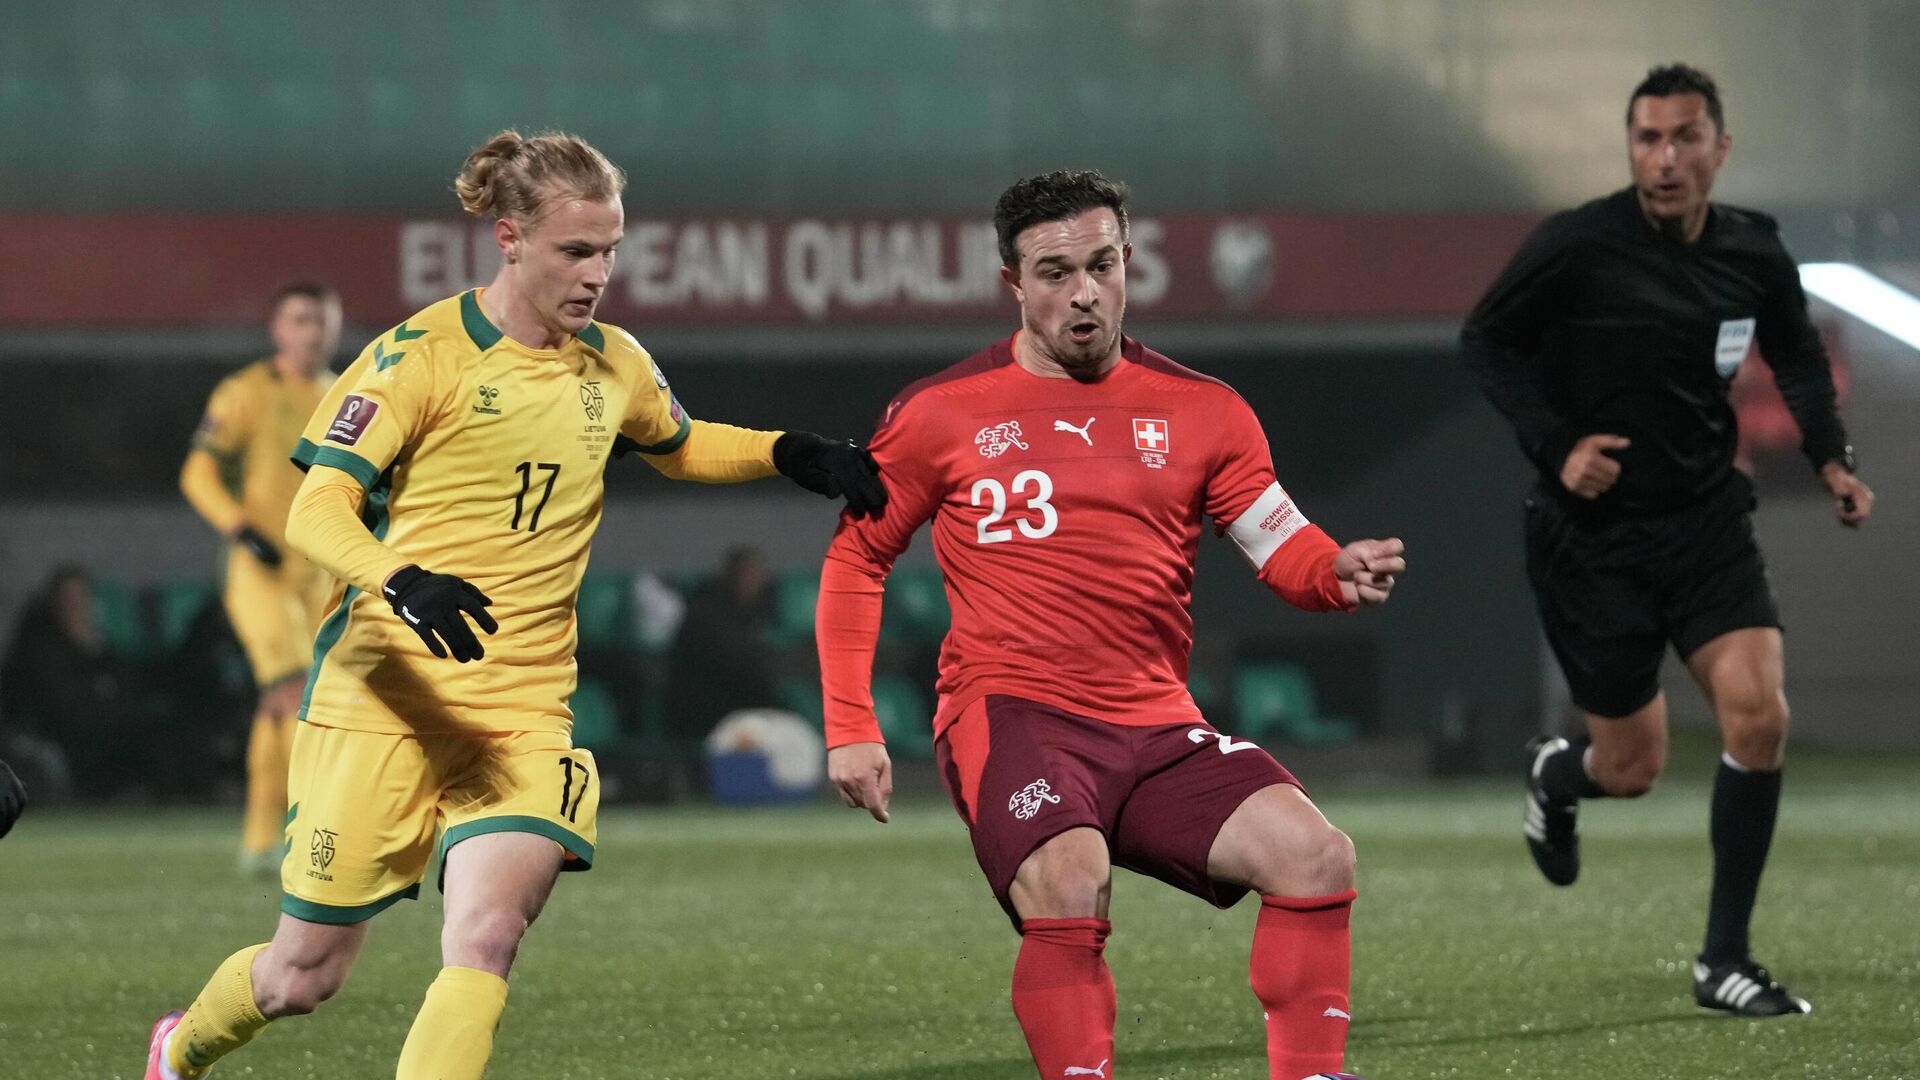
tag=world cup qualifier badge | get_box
[325,395,379,446]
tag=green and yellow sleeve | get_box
[180,374,251,534]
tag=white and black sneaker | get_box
[1523,735,1581,886]
[1693,958,1812,1016]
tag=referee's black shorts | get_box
[1524,476,1781,719]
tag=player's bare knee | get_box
[444,909,532,974]
[1592,750,1660,797]
[1297,825,1356,895]
[1018,866,1106,917]
[1722,695,1789,769]
[1721,687,1787,746]
[1011,837,1108,918]
[255,953,350,1017]
[1253,823,1354,897]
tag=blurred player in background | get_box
[144,129,885,1080]
[1462,63,1873,1016]
[818,170,1401,1080]
[179,282,340,874]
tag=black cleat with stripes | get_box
[1523,735,1581,886]
[1694,959,1812,1016]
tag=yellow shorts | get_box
[225,552,331,688]
[281,722,598,925]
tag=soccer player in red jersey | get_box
[815,170,1405,1080]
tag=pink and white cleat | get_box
[144,1010,189,1080]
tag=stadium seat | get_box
[570,675,621,750]
[153,579,216,653]
[871,674,934,759]
[882,564,949,645]
[1231,662,1358,746]
[575,573,635,648]
[92,579,145,658]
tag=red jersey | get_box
[817,334,1351,749]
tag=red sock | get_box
[1251,890,1355,1080]
[1012,917,1116,1079]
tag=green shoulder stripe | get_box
[290,437,379,491]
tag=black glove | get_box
[0,758,26,841]
[773,431,888,518]
[382,565,498,663]
[234,525,283,568]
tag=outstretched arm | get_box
[624,421,888,515]
[1207,398,1405,611]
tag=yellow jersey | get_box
[190,359,333,547]
[293,289,707,736]
[184,359,336,685]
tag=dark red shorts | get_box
[935,693,1302,925]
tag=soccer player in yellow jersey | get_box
[144,130,886,1080]
[179,282,341,875]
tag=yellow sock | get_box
[240,709,293,856]
[395,966,510,1080]
[169,944,271,1078]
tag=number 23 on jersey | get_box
[971,469,1058,544]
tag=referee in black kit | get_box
[1461,63,1874,1017]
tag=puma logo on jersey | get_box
[1053,417,1096,445]
[1063,1060,1108,1078]
[976,421,1030,458]
[1009,778,1062,820]
[1323,1006,1352,1021]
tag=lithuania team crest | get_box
[310,828,337,871]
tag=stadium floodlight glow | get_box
[1798,262,1920,352]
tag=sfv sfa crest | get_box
[1009,778,1062,820]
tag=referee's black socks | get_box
[1539,735,1606,803]
[1703,754,1783,965]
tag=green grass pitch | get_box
[1,743,1914,1079]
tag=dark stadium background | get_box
[7,3,1913,784]
[3,5,1918,1079]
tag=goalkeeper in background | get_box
[179,283,341,875]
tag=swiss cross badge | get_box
[1133,417,1169,468]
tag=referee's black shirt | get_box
[1461,187,1849,520]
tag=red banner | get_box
[1,214,1537,327]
